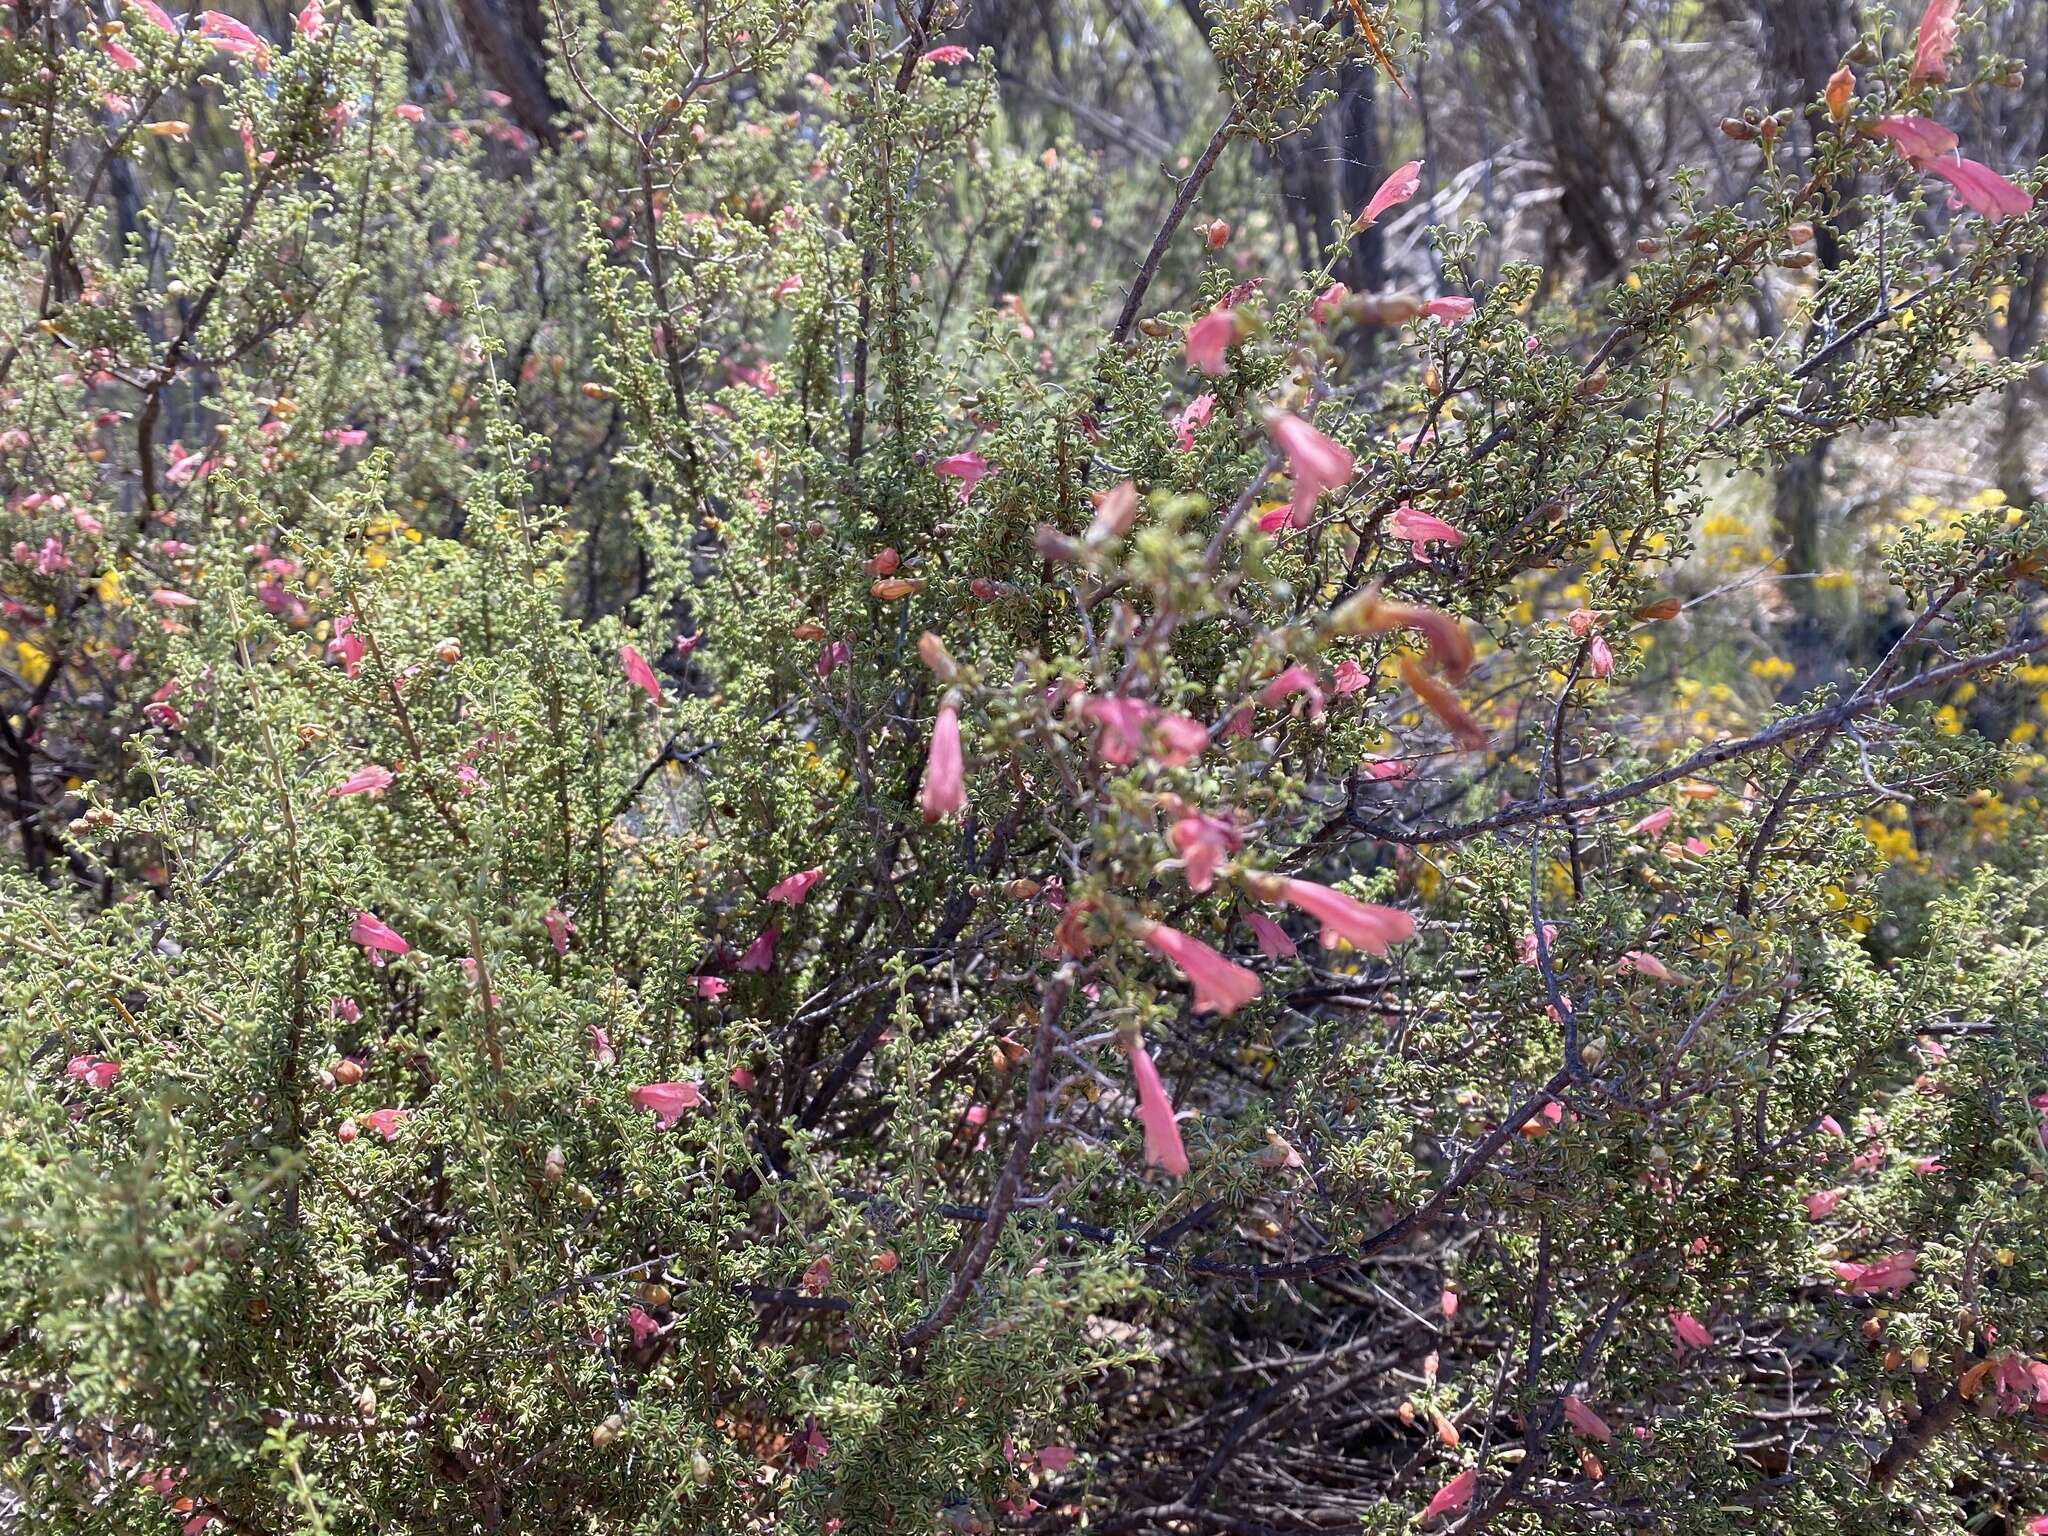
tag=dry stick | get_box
[1109,101,1247,344]
[1181,1065,1575,1282]
[1868,1380,1967,1486]
[1529,646,1589,1068]
[1350,623,2048,847]
[899,966,1071,1356]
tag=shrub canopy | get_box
[3,0,2048,1532]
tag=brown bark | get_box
[454,0,563,148]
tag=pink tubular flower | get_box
[1923,154,2035,220]
[1869,114,1959,165]
[1518,923,1559,966]
[1831,1249,1917,1295]
[1669,1310,1712,1353]
[922,43,971,65]
[933,450,990,502]
[736,927,778,973]
[1628,807,1674,837]
[1619,950,1682,984]
[619,643,662,704]
[630,1080,704,1129]
[348,911,410,957]
[295,0,322,34]
[1342,595,1476,684]
[326,614,364,675]
[1169,811,1241,894]
[395,102,425,123]
[1910,0,1959,84]
[1259,664,1327,719]
[1587,634,1614,679]
[328,764,395,798]
[544,907,576,955]
[200,11,268,66]
[1140,922,1262,1017]
[1562,1395,1612,1443]
[1389,504,1467,563]
[1124,1034,1190,1178]
[1152,712,1209,767]
[1421,296,1475,324]
[1184,304,1238,375]
[1081,694,1156,766]
[150,588,199,608]
[695,975,730,1000]
[359,1107,409,1141]
[66,1054,121,1090]
[1357,159,1423,228]
[921,702,966,822]
[1244,910,1297,960]
[1422,1467,1475,1523]
[1332,659,1369,697]
[104,37,142,68]
[1262,878,1414,956]
[1310,282,1348,324]
[132,0,179,32]
[625,1305,661,1347]
[1266,412,1354,528]
[1804,1187,1844,1220]
[767,867,824,906]
[1171,392,1215,449]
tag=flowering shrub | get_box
[3,0,2048,1531]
